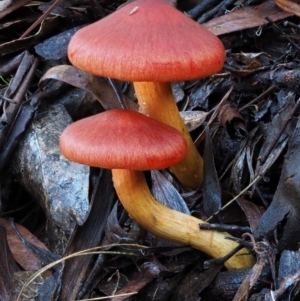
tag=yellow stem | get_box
[112,169,255,269]
[133,81,203,189]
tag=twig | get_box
[19,0,64,39]
[200,223,251,233]
[206,170,266,222]
[238,85,275,112]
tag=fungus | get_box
[67,0,225,189]
[60,109,254,269]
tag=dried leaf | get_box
[230,140,247,193]
[180,110,208,131]
[150,171,190,252]
[226,52,273,77]
[104,202,131,245]
[5,219,63,301]
[203,0,292,36]
[233,263,264,301]
[108,261,163,301]
[58,87,103,120]
[278,250,300,284]
[39,65,137,111]
[271,250,300,299]
[59,169,115,301]
[254,117,300,250]
[218,102,247,138]
[174,263,222,301]
[232,52,273,68]
[0,225,19,301]
[202,267,270,300]
[217,191,248,225]
[253,91,296,186]
[203,127,222,217]
[236,198,264,232]
[0,80,64,173]
[151,171,190,214]
[171,82,185,103]
[0,218,48,271]
[274,0,300,17]
[189,77,224,110]
[0,51,37,157]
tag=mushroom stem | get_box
[112,168,255,269]
[134,81,203,189]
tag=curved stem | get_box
[112,169,255,269]
[134,81,203,189]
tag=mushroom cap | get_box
[68,0,225,82]
[60,109,188,170]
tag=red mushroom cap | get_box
[68,0,225,82]
[59,109,188,170]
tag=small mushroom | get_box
[67,0,225,189]
[60,109,254,269]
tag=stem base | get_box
[112,169,255,269]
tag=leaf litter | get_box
[1,0,300,300]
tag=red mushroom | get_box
[67,0,225,189]
[60,109,254,269]
[60,109,188,170]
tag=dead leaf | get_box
[225,52,273,77]
[150,171,190,253]
[0,51,37,156]
[0,225,19,301]
[230,139,248,193]
[39,65,137,111]
[254,116,300,250]
[203,127,222,217]
[232,52,273,68]
[275,250,300,299]
[0,218,48,271]
[103,202,132,245]
[253,91,296,187]
[173,263,223,301]
[203,1,292,36]
[216,191,248,225]
[233,263,264,301]
[236,198,264,232]
[202,266,271,300]
[151,171,190,214]
[275,0,300,17]
[180,110,208,131]
[108,261,163,301]
[189,77,224,110]
[59,169,115,301]
[218,102,247,138]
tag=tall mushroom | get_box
[60,109,254,269]
[67,0,225,189]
